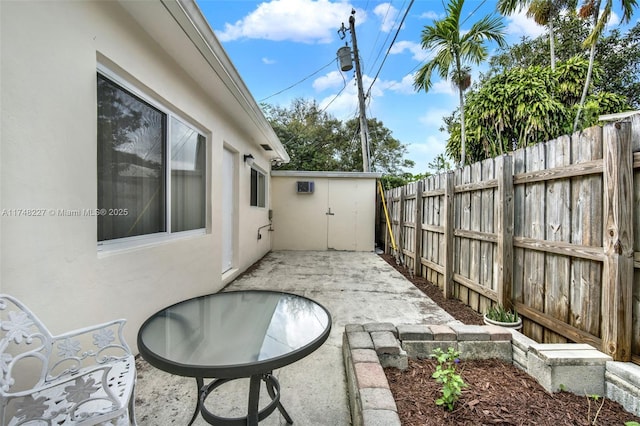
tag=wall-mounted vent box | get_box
[296,181,314,194]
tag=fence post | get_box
[399,187,405,260]
[414,181,424,277]
[443,172,455,299]
[602,121,634,361]
[496,155,514,310]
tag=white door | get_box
[327,179,357,250]
[222,149,235,273]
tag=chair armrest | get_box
[1,364,128,425]
[47,320,132,382]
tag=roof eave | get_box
[161,0,289,163]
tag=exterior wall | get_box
[271,172,381,251]
[0,0,283,352]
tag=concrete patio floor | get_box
[134,250,458,425]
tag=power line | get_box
[366,1,401,75]
[365,0,415,98]
[461,0,488,26]
[384,0,489,94]
[258,58,336,102]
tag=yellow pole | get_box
[378,180,397,252]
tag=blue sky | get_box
[196,0,631,173]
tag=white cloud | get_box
[385,73,417,95]
[431,79,455,96]
[216,0,366,44]
[318,73,383,119]
[318,84,358,119]
[504,10,545,38]
[312,71,345,92]
[262,57,276,65]
[389,40,432,62]
[405,135,449,173]
[605,10,621,28]
[374,3,399,33]
[419,11,440,20]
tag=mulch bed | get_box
[378,253,640,426]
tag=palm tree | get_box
[573,0,636,131]
[414,0,506,166]
[498,0,577,71]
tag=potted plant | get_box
[483,304,522,330]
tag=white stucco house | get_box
[0,0,290,350]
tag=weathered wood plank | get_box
[422,258,445,274]
[437,173,447,286]
[454,273,498,301]
[543,135,570,343]
[423,189,446,197]
[631,115,640,358]
[414,181,423,277]
[513,148,526,305]
[458,166,472,305]
[513,159,603,184]
[454,229,498,243]
[481,158,496,312]
[602,121,634,361]
[514,303,601,349]
[523,142,545,342]
[570,126,603,338]
[443,172,455,299]
[496,155,514,312]
[513,237,604,261]
[468,162,483,311]
[423,177,432,276]
[399,187,406,263]
[454,179,498,193]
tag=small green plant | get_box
[586,393,605,425]
[624,422,640,426]
[431,347,467,411]
[485,304,519,323]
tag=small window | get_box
[250,168,266,208]
[97,73,206,245]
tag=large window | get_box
[97,73,206,245]
[250,168,266,208]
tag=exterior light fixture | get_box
[271,157,284,167]
[244,154,255,166]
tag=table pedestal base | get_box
[190,373,294,426]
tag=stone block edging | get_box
[343,323,640,426]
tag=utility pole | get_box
[338,10,371,172]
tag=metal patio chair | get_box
[0,294,136,425]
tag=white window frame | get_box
[97,65,207,253]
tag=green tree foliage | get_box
[489,13,588,70]
[427,154,452,173]
[262,98,417,187]
[497,0,577,70]
[262,99,344,171]
[342,118,415,175]
[444,57,629,163]
[414,0,506,166]
[573,0,636,130]
[488,16,640,107]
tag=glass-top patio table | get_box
[137,290,332,425]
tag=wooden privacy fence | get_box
[379,116,640,363]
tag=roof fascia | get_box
[160,0,289,163]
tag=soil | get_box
[379,254,640,426]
